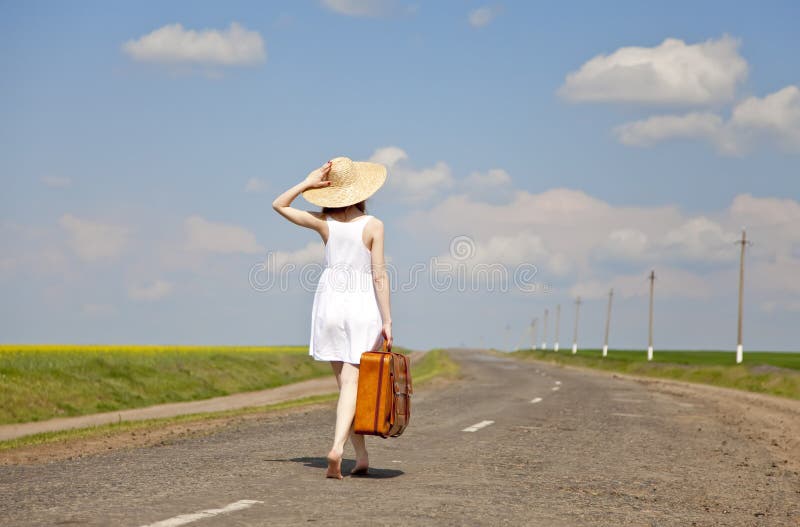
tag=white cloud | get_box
[478,233,570,276]
[41,175,72,188]
[408,188,676,278]
[184,216,264,254]
[59,214,129,262]
[405,188,799,301]
[751,256,800,295]
[615,85,800,155]
[661,217,737,263]
[761,299,800,313]
[570,267,713,300]
[468,6,500,28]
[369,146,408,167]
[0,256,15,275]
[272,241,325,268]
[320,0,395,17]
[369,146,454,202]
[729,193,800,229]
[245,177,268,193]
[0,223,69,279]
[464,168,512,188]
[128,280,173,301]
[599,228,649,260]
[123,22,266,67]
[460,168,513,202]
[559,35,747,105]
[731,85,800,150]
[594,217,737,264]
[82,303,117,317]
[615,112,726,147]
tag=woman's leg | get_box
[349,423,369,474]
[330,360,343,389]
[326,361,360,478]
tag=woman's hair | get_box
[322,200,367,215]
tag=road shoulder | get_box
[512,354,800,474]
[0,351,457,466]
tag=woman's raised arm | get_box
[272,161,332,233]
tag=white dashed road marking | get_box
[462,420,495,432]
[612,398,645,403]
[551,386,560,391]
[530,397,543,404]
[139,500,264,527]
[612,412,645,418]
[554,381,562,385]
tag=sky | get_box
[1,0,799,351]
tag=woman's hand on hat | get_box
[304,161,333,189]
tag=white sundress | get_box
[308,214,384,364]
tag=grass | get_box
[411,348,461,385]
[509,348,800,400]
[0,393,340,453]
[0,344,412,425]
[0,346,459,452]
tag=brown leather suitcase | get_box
[354,342,413,438]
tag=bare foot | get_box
[350,456,369,476]
[326,451,343,480]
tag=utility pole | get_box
[572,297,582,354]
[530,318,538,351]
[736,229,751,364]
[602,288,614,357]
[648,270,655,361]
[515,327,525,352]
[554,304,561,352]
[541,309,549,350]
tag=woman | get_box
[272,156,393,480]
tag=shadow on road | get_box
[272,456,405,478]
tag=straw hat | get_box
[302,156,387,208]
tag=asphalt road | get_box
[2,349,798,526]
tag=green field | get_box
[410,348,460,384]
[509,348,800,399]
[0,346,459,451]
[0,344,420,425]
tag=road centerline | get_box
[137,499,264,527]
[462,420,495,432]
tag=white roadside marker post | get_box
[648,270,655,361]
[602,288,613,358]
[572,297,581,354]
[735,228,750,364]
[554,304,561,352]
[541,308,548,350]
